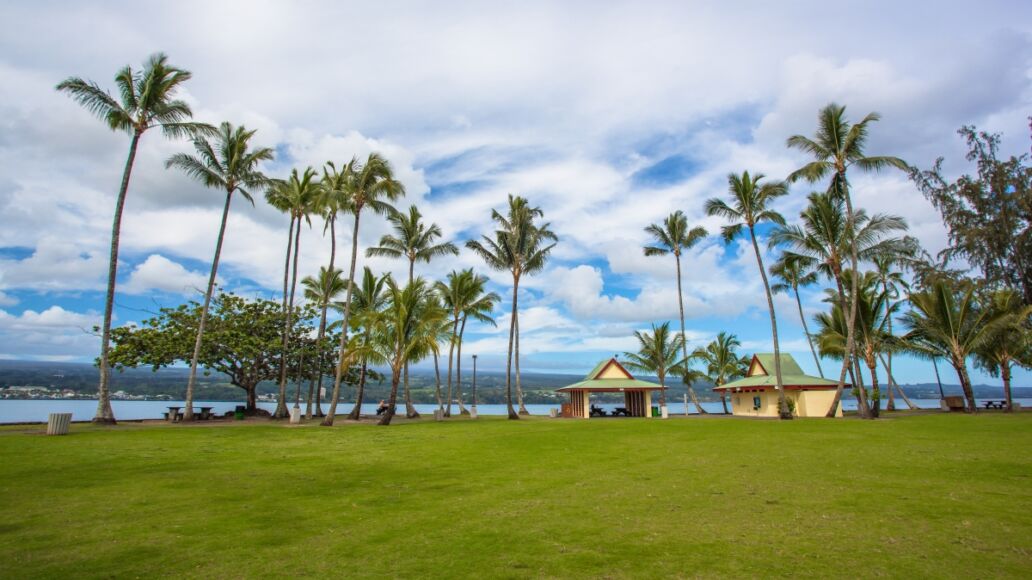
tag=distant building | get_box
[556,358,665,418]
[713,354,846,418]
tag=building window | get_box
[752,396,761,410]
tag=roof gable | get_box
[749,354,805,377]
[586,358,634,380]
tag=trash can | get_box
[234,405,246,420]
[651,406,659,417]
[47,413,72,435]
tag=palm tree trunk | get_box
[94,130,143,425]
[954,356,977,413]
[404,261,419,419]
[516,311,528,415]
[675,253,705,413]
[183,189,234,421]
[293,348,306,408]
[347,360,368,420]
[932,357,946,400]
[505,274,520,420]
[1002,363,1013,412]
[867,355,880,418]
[749,226,790,420]
[825,272,850,417]
[433,352,443,411]
[275,213,303,419]
[878,352,915,410]
[323,210,362,426]
[309,217,337,419]
[839,178,869,419]
[458,316,470,415]
[380,365,401,426]
[794,283,823,378]
[445,315,458,417]
[720,391,728,414]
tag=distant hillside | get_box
[0,360,1027,403]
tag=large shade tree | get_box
[705,171,793,420]
[786,103,908,418]
[466,195,556,419]
[368,204,458,418]
[643,210,708,413]
[165,122,273,421]
[57,53,214,423]
[323,153,405,426]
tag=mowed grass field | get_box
[1,413,1030,578]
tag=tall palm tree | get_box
[814,271,898,417]
[343,268,392,420]
[435,270,500,417]
[57,53,214,423]
[643,211,709,413]
[787,103,908,418]
[871,251,914,411]
[622,322,684,410]
[300,266,347,418]
[973,290,1032,412]
[368,205,458,418]
[371,278,447,426]
[466,195,556,419]
[770,254,823,378]
[165,122,273,421]
[690,332,750,414]
[322,154,405,426]
[900,281,1008,412]
[770,191,910,416]
[308,161,354,417]
[705,171,792,420]
[267,168,319,419]
[456,275,500,416]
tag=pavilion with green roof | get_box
[556,357,664,418]
[714,353,846,417]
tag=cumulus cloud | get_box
[122,254,214,297]
[0,306,100,360]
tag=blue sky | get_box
[0,1,1030,386]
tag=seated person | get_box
[375,400,389,416]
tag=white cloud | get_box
[0,306,100,359]
[122,254,214,297]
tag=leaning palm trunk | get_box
[183,190,234,421]
[878,353,916,410]
[347,360,368,420]
[94,131,143,424]
[793,282,824,378]
[504,277,520,419]
[433,353,443,411]
[380,365,402,426]
[457,316,470,415]
[749,226,790,419]
[307,218,336,419]
[274,214,302,419]
[675,254,705,412]
[953,357,978,413]
[515,313,528,415]
[445,316,458,417]
[323,212,361,426]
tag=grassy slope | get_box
[0,414,1030,578]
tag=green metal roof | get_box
[584,359,610,380]
[715,353,842,390]
[557,358,663,391]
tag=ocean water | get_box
[2,398,1028,423]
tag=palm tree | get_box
[622,322,684,410]
[300,266,347,418]
[308,161,355,417]
[770,254,823,378]
[973,290,1032,412]
[871,250,915,410]
[368,205,458,418]
[322,154,405,426]
[705,171,792,420]
[57,53,214,423]
[435,270,500,417]
[770,191,910,416]
[456,275,499,416]
[690,332,750,414]
[466,195,556,419]
[814,271,898,417]
[787,103,908,418]
[343,268,392,420]
[643,211,709,413]
[165,122,273,421]
[900,281,1007,412]
[371,278,447,426]
[266,168,319,419]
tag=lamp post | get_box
[471,354,478,418]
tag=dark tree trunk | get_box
[433,353,443,411]
[347,360,368,420]
[94,130,143,425]
[323,209,361,426]
[954,357,978,413]
[246,385,257,412]
[184,189,234,421]
[403,261,419,419]
[675,253,705,412]
[379,365,401,426]
[445,315,458,417]
[504,274,520,420]
[867,357,880,418]
[749,226,790,420]
[1003,363,1013,412]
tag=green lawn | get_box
[1,414,1030,578]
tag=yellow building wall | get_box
[597,365,630,379]
[729,389,842,417]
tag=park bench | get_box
[982,400,1006,410]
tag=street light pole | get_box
[471,354,478,418]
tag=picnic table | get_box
[589,405,607,417]
[611,407,630,417]
[198,406,214,420]
[982,400,1006,410]
[165,406,182,422]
